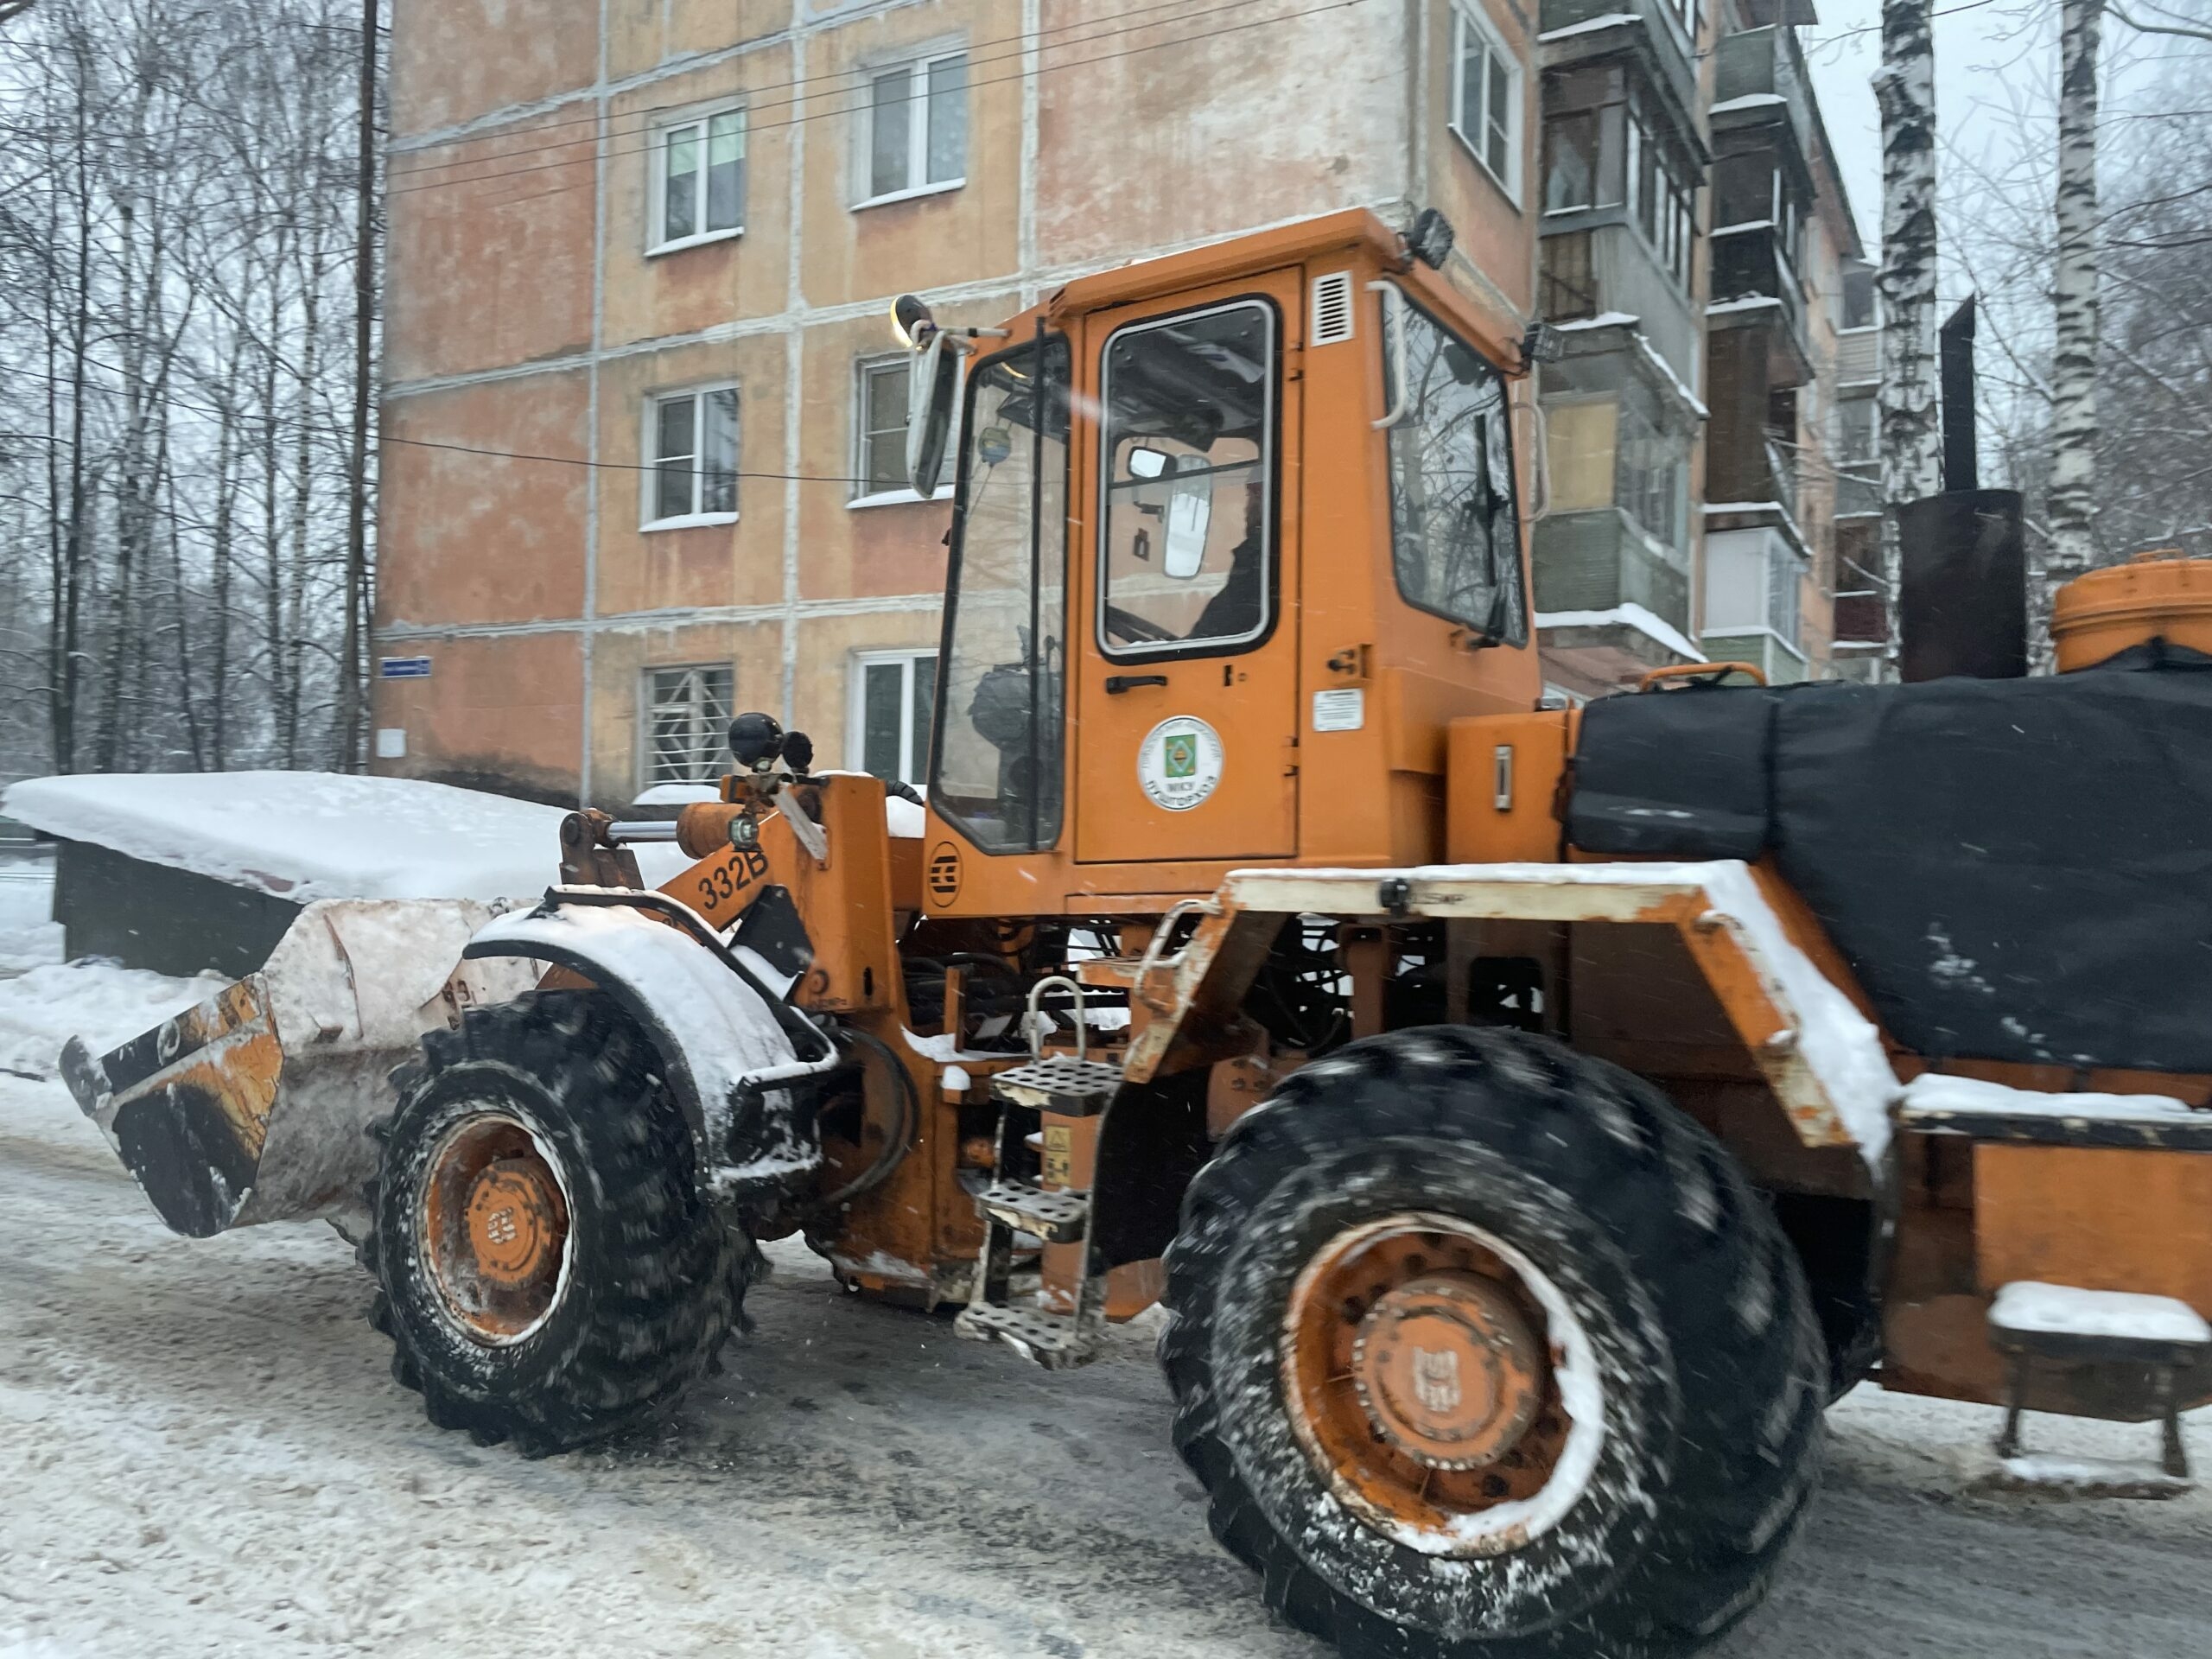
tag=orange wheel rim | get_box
[420,1111,572,1344]
[1281,1211,1599,1556]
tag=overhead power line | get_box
[1,358,878,486]
[385,0,1368,202]
[384,0,1218,181]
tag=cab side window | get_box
[1097,301,1276,656]
[1382,292,1528,645]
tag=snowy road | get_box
[0,899,2208,1656]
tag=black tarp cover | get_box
[1567,649,2212,1075]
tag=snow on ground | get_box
[0,862,223,1084]
[0,942,2208,1656]
[3,772,572,903]
[0,862,63,976]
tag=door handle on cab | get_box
[1104,675,1169,694]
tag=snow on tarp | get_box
[3,772,570,903]
[1990,1281,2211,1348]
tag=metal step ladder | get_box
[954,978,1123,1369]
[1988,1280,2212,1495]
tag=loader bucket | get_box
[59,899,540,1237]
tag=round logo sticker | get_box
[1137,716,1224,812]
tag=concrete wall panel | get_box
[378,373,591,629]
[390,0,599,137]
[607,0,791,82]
[371,632,585,804]
[1034,0,1407,270]
[798,0,1024,308]
[602,46,799,346]
[385,112,598,383]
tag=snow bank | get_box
[3,772,569,903]
[0,959,223,1082]
[0,870,61,976]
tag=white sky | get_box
[1801,0,2037,254]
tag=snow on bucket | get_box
[60,899,539,1236]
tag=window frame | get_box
[853,47,969,210]
[1449,3,1523,206]
[1541,107,1599,216]
[641,383,741,531]
[849,353,957,508]
[639,664,735,790]
[1378,282,1529,645]
[1094,295,1282,664]
[848,647,940,785]
[929,331,1073,857]
[648,105,747,255]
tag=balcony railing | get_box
[1710,223,1807,376]
[1712,26,1814,162]
[1764,436,1800,525]
[1541,230,1599,323]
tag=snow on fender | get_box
[462,900,836,1190]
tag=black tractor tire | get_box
[359,989,741,1456]
[1160,1026,1827,1659]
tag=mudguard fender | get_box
[464,899,837,1185]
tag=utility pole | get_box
[340,0,379,770]
[1873,0,1942,677]
[2048,0,2105,597]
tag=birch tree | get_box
[2047,0,2106,582]
[1873,0,1943,671]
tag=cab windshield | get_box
[930,334,1070,855]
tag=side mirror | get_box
[1128,446,1170,480]
[906,330,963,497]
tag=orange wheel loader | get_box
[61,209,2212,1658]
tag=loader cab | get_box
[920,209,1543,918]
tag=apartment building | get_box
[1524,0,1868,696]
[369,0,1547,807]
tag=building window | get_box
[1841,264,1878,330]
[644,665,734,785]
[850,650,938,785]
[653,109,745,250]
[1625,99,1694,288]
[645,386,738,526]
[861,49,967,204]
[1450,6,1520,200]
[855,356,913,499]
[1543,111,1598,213]
[1835,391,1878,467]
[1546,397,1617,515]
[1705,532,1803,652]
[1618,401,1684,552]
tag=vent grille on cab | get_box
[1310,271,1355,346]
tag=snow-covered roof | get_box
[2,772,570,903]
